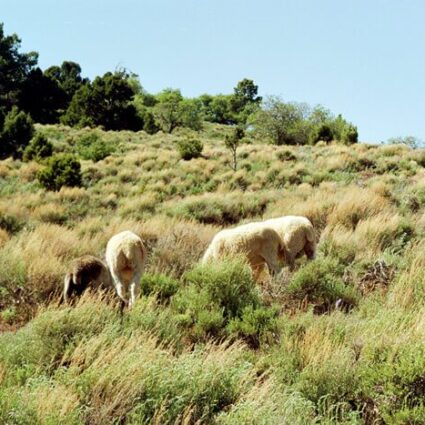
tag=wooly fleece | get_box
[263,216,316,270]
[202,221,287,281]
[105,230,147,308]
[63,255,112,302]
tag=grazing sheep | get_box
[202,222,287,281]
[63,255,112,303]
[105,230,147,308]
[264,216,316,271]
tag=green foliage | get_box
[75,133,115,162]
[62,71,142,131]
[37,153,82,191]
[23,133,53,162]
[153,89,203,133]
[140,273,180,302]
[0,107,34,159]
[199,93,235,125]
[309,123,334,144]
[0,23,38,114]
[153,89,184,133]
[225,127,245,170]
[285,258,358,308]
[176,137,203,160]
[341,123,358,144]
[250,96,310,145]
[226,305,279,348]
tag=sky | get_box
[2,0,425,143]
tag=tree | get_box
[341,124,358,145]
[44,61,87,102]
[0,23,38,115]
[23,133,53,162]
[249,96,309,145]
[19,67,66,123]
[178,98,203,131]
[309,123,334,144]
[0,107,34,159]
[225,127,245,171]
[230,79,262,124]
[199,94,235,124]
[153,89,184,133]
[62,71,142,130]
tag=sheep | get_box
[63,255,112,303]
[263,216,316,271]
[105,230,147,308]
[201,222,287,282]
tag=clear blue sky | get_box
[3,0,425,142]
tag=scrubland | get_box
[1,123,425,424]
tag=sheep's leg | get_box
[128,273,141,308]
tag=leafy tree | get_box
[62,71,142,130]
[178,98,203,131]
[0,107,34,159]
[250,96,309,145]
[37,154,82,191]
[44,61,87,102]
[225,127,245,171]
[0,23,38,114]
[23,133,53,162]
[230,79,262,123]
[153,89,184,133]
[19,67,65,123]
[199,94,235,124]
[341,124,358,145]
[176,138,203,160]
[309,123,334,144]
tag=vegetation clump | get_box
[37,153,82,191]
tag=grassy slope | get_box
[1,123,425,423]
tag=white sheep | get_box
[201,222,287,281]
[263,216,316,271]
[63,255,112,303]
[105,230,147,308]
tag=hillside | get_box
[1,124,425,424]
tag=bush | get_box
[140,273,180,302]
[285,258,358,308]
[0,107,34,159]
[176,137,203,160]
[226,305,279,348]
[37,154,82,191]
[169,259,280,346]
[23,133,53,162]
[341,124,358,145]
[76,133,115,162]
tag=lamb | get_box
[105,230,147,308]
[263,216,316,271]
[63,255,112,303]
[201,222,287,281]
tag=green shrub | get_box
[341,124,358,145]
[276,149,297,161]
[176,137,203,160]
[285,258,358,308]
[37,154,82,191]
[226,305,279,348]
[0,213,25,234]
[23,133,53,162]
[0,107,34,159]
[140,273,180,302]
[76,133,115,162]
[183,259,260,318]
